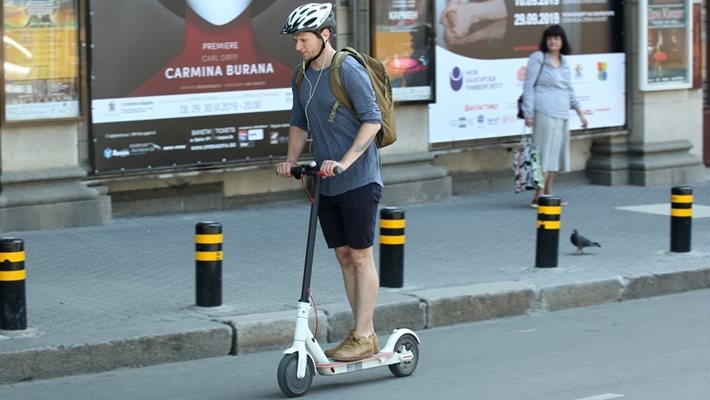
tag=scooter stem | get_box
[300,174,321,302]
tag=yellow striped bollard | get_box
[0,238,27,330]
[670,186,692,253]
[535,196,561,268]
[195,222,223,307]
[379,207,405,288]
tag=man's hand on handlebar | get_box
[319,160,343,178]
[275,160,298,178]
[277,160,343,179]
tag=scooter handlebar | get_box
[290,164,342,179]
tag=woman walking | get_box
[521,25,587,207]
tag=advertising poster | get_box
[89,0,308,174]
[639,0,692,91]
[2,0,80,122]
[371,0,434,102]
[429,0,625,144]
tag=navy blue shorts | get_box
[318,183,382,249]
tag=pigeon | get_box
[570,229,601,253]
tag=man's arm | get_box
[320,122,381,176]
[275,126,308,177]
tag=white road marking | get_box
[574,394,624,400]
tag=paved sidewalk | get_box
[1,176,710,384]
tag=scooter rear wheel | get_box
[277,353,314,397]
[388,333,419,377]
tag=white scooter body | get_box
[282,301,420,379]
[277,165,420,397]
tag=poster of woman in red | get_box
[89,0,308,174]
[128,0,293,96]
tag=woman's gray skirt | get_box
[532,112,570,172]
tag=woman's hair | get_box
[539,24,571,55]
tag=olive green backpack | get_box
[296,47,397,148]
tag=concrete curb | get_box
[539,277,624,311]
[622,268,710,300]
[1,266,709,384]
[0,320,232,385]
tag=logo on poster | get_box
[574,64,583,79]
[103,147,130,159]
[597,61,608,81]
[450,67,463,91]
[517,66,526,82]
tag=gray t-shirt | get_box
[289,55,383,196]
[522,50,580,120]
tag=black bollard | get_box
[379,207,405,288]
[535,196,561,268]
[195,222,223,307]
[0,238,27,330]
[670,186,692,253]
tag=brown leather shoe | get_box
[325,330,354,358]
[371,333,380,354]
[332,334,375,361]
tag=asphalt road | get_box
[2,289,709,400]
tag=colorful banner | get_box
[639,0,692,91]
[2,0,80,122]
[429,0,625,143]
[371,0,434,102]
[89,0,306,174]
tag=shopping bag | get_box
[513,136,544,193]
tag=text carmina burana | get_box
[163,63,275,79]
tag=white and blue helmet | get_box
[281,3,335,34]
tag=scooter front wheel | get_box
[277,353,314,397]
[388,333,419,377]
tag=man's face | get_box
[186,0,252,26]
[293,31,323,62]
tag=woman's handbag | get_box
[516,95,525,119]
[513,135,544,193]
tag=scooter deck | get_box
[315,350,412,375]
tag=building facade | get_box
[0,0,706,231]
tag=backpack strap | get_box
[295,60,308,88]
[329,47,360,117]
[296,67,304,88]
[328,102,339,123]
[299,48,362,123]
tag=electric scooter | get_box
[277,163,420,398]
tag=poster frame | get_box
[429,0,626,145]
[0,0,83,125]
[638,0,693,91]
[86,0,305,175]
[369,0,435,104]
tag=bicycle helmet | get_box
[281,3,335,35]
